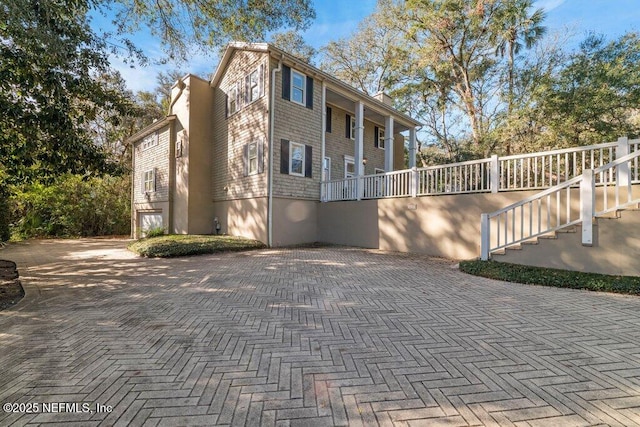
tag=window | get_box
[248,142,258,174]
[280,139,312,178]
[143,169,155,193]
[227,81,242,115]
[291,70,306,105]
[249,69,260,102]
[325,106,332,133]
[290,142,305,176]
[142,132,158,150]
[377,127,385,149]
[228,86,237,115]
[346,114,356,140]
[344,156,355,178]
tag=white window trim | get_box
[378,127,385,149]
[291,70,306,106]
[248,69,259,104]
[142,132,159,151]
[248,141,258,175]
[289,141,305,177]
[143,169,156,193]
[344,155,355,178]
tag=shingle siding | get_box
[133,126,171,203]
[212,50,269,201]
[272,58,323,200]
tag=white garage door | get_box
[139,213,163,237]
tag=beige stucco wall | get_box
[185,76,214,234]
[318,185,640,267]
[212,198,267,243]
[272,198,318,246]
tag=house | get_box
[129,42,421,246]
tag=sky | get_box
[101,0,640,94]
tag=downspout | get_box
[131,138,135,238]
[168,78,186,115]
[268,59,282,247]
[321,82,326,201]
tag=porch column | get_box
[408,127,417,168]
[354,101,364,199]
[384,116,394,172]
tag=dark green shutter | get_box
[306,77,313,109]
[326,107,332,133]
[304,145,313,178]
[282,66,291,100]
[243,144,249,176]
[374,126,379,148]
[345,114,351,139]
[280,139,289,174]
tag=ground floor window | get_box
[344,156,355,178]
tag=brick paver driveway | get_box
[1,239,640,426]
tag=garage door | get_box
[139,213,163,237]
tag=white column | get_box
[354,101,364,200]
[384,116,394,172]
[580,169,594,246]
[408,127,417,169]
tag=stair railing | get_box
[481,149,640,260]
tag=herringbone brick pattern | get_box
[1,239,640,426]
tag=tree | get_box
[270,31,317,64]
[0,0,137,184]
[320,4,406,95]
[106,0,316,60]
[492,0,546,153]
[537,32,640,146]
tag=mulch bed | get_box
[0,260,24,310]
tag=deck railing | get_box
[321,137,640,202]
[480,149,640,260]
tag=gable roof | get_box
[210,42,421,128]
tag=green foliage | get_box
[128,235,266,258]
[459,260,640,295]
[270,31,317,64]
[144,227,166,238]
[107,0,315,60]
[0,166,10,242]
[10,175,130,239]
[0,0,138,185]
[536,33,640,146]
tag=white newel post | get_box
[617,136,630,188]
[480,213,490,260]
[408,128,417,169]
[490,155,499,193]
[354,101,364,200]
[580,169,595,246]
[384,116,394,172]
[410,167,418,198]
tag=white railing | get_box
[480,149,640,260]
[321,137,640,202]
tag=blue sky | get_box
[103,0,640,93]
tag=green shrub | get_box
[0,166,11,242]
[10,174,130,239]
[459,260,640,295]
[144,227,165,238]
[128,235,266,258]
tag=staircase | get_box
[491,208,640,276]
[481,138,640,276]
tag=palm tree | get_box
[493,0,546,153]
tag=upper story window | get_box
[291,70,306,106]
[350,116,356,140]
[228,85,238,115]
[282,65,313,109]
[142,132,158,150]
[245,64,264,105]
